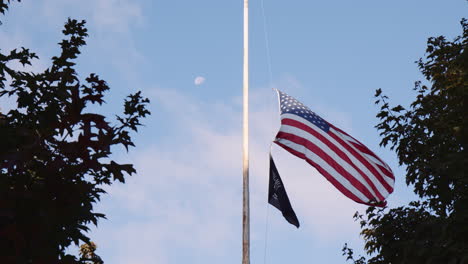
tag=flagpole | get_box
[242,0,250,263]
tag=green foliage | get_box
[0,0,20,24]
[79,242,103,264]
[0,9,150,264]
[344,19,468,263]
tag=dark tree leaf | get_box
[0,11,151,264]
[345,18,468,264]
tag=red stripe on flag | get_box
[274,141,383,206]
[280,118,386,200]
[332,125,394,179]
[326,128,394,193]
[276,131,378,201]
[349,141,394,180]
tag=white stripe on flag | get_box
[276,138,371,203]
[279,124,385,199]
[334,129,393,172]
[332,129,394,187]
[281,114,392,198]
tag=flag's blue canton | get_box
[278,91,330,132]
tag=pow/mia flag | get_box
[268,154,300,228]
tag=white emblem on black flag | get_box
[269,154,300,228]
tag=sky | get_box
[1,0,467,263]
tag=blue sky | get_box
[1,0,467,263]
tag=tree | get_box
[0,2,150,263]
[0,0,20,24]
[343,19,468,264]
[79,242,103,264]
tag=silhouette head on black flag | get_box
[269,154,300,228]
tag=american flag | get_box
[274,90,394,206]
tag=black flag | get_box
[269,154,300,228]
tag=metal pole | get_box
[242,0,250,263]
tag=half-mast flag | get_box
[269,154,300,228]
[273,90,395,206]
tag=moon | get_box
[194,76,206,86]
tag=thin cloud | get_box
[89,83,364,264]
[93,0,143,32]
[40,0,143,33]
